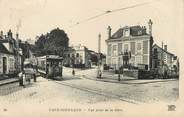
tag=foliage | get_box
[35,28,69,56]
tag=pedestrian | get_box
[18,72,23,86]
[33,74,36,82]
[18,71,26,88]
[72,69,75,76]
[164,70,168,79]
[118,73,121,81]
[99,70,102,78]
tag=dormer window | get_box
[138,30,142,35]
[124,29,129,37]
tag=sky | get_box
[0,0,183,57]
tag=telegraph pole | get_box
[97,33,102,78]
[16,33,20,72]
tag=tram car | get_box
[37,55,63,80]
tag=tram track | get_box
[54,80,142,104]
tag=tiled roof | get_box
[153,44,174,56]
[0,43,15,55]
[110,25,148,39]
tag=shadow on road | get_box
[61,76,81,81]
[98,78,178,85]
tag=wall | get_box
[106,35,151,70]
[0,53,15,74]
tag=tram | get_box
[37,55,63,80]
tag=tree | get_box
[35,28,69,56]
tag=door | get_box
[3,57,7,74]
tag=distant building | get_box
[64,44,91,68]
[106,19,154,70]
[88,50,106,66]
[152,44,175,68]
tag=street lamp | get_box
[97,33,102,79]
[97,53,102,78]
[72,55,75,76]
[118,52,124,81]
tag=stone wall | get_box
[123,69,153,79]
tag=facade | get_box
[0,30,22,75]
[88,50,106,66]
[106,19,154,70]
[152,44,179,71]
[64,44,91,68]
[152,44,179,77]
[152,44,175,68]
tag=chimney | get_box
[148,19,153,36]
[7,29,13,38]
[16,33,19,40]
[0,31,3,37]
[98,33,101,53]
[164,45,167,51]
[107,26,112,39]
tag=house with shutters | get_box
[0,30,22,76]
[105,19,154,71]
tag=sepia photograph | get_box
[0,0,183,116]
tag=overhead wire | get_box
[70,1,154,27]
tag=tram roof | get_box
[37,55,63,60]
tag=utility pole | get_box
[98,33,101,53]
[97,33,102,78]
[16,33,20,73]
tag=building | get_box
[152,44,175,68]
[88,50,106,66]
[106,19,154,71]
[64,44,91,68]
[0,30,22,75]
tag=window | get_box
[137,43,141,50]
[112,45,117,56]
[143,41,148,54]
[136,56,142,64]
[124,29,129,37]
[107,58,111,65]
[137,43,142,55]
[76,53,79,57]
[118,43,122,55]
[107,44,112,56]
[130,42,135,55]
[143,55,148,64]
[124,44,128,52]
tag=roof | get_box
[111,25,148,39]
[153,44,174,56]
[0,43,14,55]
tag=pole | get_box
[16,33,20,73]
[161,41,164,78]
[97,33,102,78]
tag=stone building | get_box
[152,44,175,68]
[106,19,154,71]
[64,44,91,68]
[0,30,22,75]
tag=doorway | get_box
[3,57,7,74]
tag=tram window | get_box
[76,53,79,57]
[24,64,33,68]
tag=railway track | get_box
[54,80,143,104]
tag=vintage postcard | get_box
[0,0,183,117]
